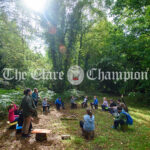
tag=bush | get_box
[52,89,85,102]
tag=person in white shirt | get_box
[42,98,50,112]
[81,96,88,108]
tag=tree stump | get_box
[36,133,47,141]
[31,129,51,142]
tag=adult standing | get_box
[20,88,37,138]
[32,88,39,107]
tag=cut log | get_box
[36,133,47,141]
[31,129,51,142]
[61,135,71,140]
[60,118,77,120]
[60,115,78,120]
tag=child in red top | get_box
[12,102,19,115]
[8,104,19,123]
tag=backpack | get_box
[121,112,133,125]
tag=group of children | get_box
[53,95,132,139]
[100,97,132,129]
[7,91,132,139]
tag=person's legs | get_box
[56,104,60,110]
[22,117,27,134]
[22,116,32,135]
[95,105,98,109]
[34,101,37,107]
[80,121,84,128]
[47,106,50,111]
[81,102,84,108]
[43,106,46,112]
[71,103,73,109]
[114,120,125,129]
[101,105,106,110]
[114,120,119,129]
[61,102,65,109]
[90,103,94,109]
[119,120,125,126]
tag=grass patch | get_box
[0,90,150,149]
[60,100,150,150]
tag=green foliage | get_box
[53,89,85,102]
[0,0,150,102]
[0,89,22,117]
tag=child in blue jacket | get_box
[55,97,65,110]
[90,96,98,109]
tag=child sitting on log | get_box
[81,96,88,108]
[55,97,65,110]
[70,96,77,109]
[101,97,109,111]
[108,99,117,114]
[8,104,19,123]
[80,108,95,139]
[42,98,50,112]
[90,96,98,109]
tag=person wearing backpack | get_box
[121,110,133,125]
[112,106,127,129]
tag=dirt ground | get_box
[0,105,76,150]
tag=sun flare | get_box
[23,0,46,12]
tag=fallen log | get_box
[60,118,77,120]
[60,115,78,120]
[61,135,71,140]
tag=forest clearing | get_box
[0,0,150,149]
[0,89,150,150]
